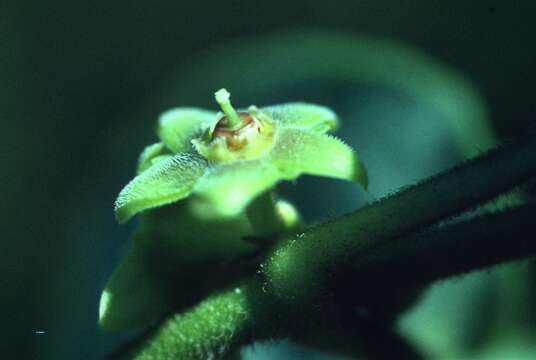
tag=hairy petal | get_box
[260,102,338,133]
[271,128,368,188]
[115,153,207,223]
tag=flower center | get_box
[214,112,257,138]
[191,89,275,162]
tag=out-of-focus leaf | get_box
[115,153,207,223]
[157,108,217,153]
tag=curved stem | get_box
[110,280,264,360]
[114,202,536,360]
[348,202,536,290]
[263,135,536,303]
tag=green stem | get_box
[348,202,536,289]
[332,202,536,336]
[263,135,536,303]
[113,202,536,360]
[113,136,536,360]
[112,281,261,360]
[112,279,302,360]
[246,191,284,240]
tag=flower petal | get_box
[115,153,207,223]
[271,128,368,188]
[137,142,172,174]
[260,103,338,133]
[157,108,217,153]
[194,160,280,216]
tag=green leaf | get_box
[157,108,217,153]
[260,102,338,133]
[137,142,170,174]
[271,128,368,188]
[194,160,280,216]
[115,153,207,223]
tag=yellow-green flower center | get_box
[192,90,276,162]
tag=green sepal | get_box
[157,108,217,153]
[98,243,167,330]
[115,153,207,223]
[260,102,338,133]
[271,128,368,189]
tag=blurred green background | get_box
[2,1,536,359]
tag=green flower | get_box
[100,89,368,331]
[115,88,368,223]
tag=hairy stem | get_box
[115,202,536,360]
[111,279,327,360]
[111,281,264,360]
[263,135,536,302]
[338,202,536,317]
[368,202,536,283]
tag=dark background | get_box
[2,1,535,359]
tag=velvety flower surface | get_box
[115,89,368,223]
